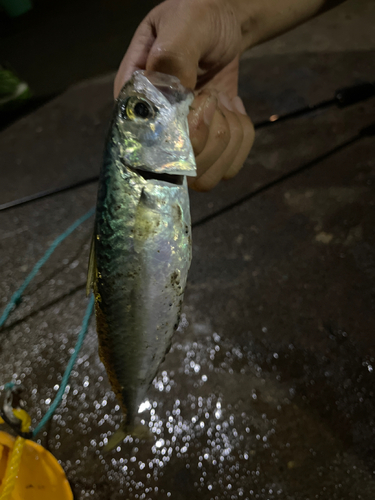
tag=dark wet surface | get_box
[1,14,375,500]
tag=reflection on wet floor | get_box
[1,300,374,499]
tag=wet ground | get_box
[1,1,375,499]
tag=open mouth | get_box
[136,168,184,186]
[120,158,185,185]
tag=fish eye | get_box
[134,102,150,118]
[122,97,154,121]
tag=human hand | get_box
[114,0,255,191]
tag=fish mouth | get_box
[124,162,184,186]
[120,158,184,185]
[136,168,184,186]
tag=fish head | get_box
[113,70,196,177]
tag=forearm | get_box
[231,0,347,51]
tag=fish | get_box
[87,70,196,448]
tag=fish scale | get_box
[87,71,196,445]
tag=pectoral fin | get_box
[86,234,97,296]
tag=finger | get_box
[191,93,243,192]
[188,105,231,186]
[188,92,218,156]
[223,97,255,180]
[198,56,240,97]
[146,42,199,90]
[114,21,155,98]
[145,3,202,89]
[146,48,199,90]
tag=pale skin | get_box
[115,0,346,192]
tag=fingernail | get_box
[218,92,234,112]
[232,96,247,115]
[203,95,217,126]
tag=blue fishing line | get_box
[0,206,96,436]
[0,206,95,328]
[32,293,95,437]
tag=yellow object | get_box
[0,409,31,500]
[0,412,72,500]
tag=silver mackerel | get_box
[87,71,196,442]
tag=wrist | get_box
[228,0,260,51]
[229,0,331,52]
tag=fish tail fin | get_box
[103,423,154,452]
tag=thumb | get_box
[145,8,201,90]
[146,43,199,90]
[114,21,155,98]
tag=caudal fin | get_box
[103,423,154,452]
